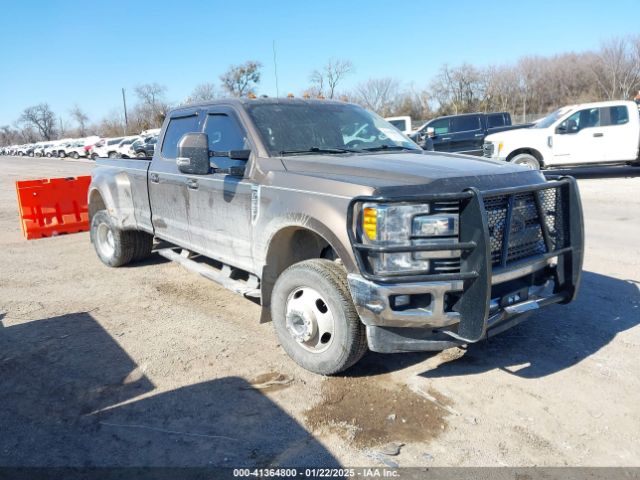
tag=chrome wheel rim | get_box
[515,158,538,170]
[96,222,115,259]
[285,287,335,353]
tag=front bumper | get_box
[346,177,584,350]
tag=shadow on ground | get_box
[420,271,639,379]
[0,312,337,467]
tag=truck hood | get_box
[280,151,546,195]
[485,126,546,143]
[282,152,528,186]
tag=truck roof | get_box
[170,97,349,115]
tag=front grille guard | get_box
[346,177,584,342]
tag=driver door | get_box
[552,108,605,165]
[186,107,255,272]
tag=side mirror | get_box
[177,132,210,175]
[228,149,251,160]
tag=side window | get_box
[561,108,599,132]
[486,114,505,128]
[161,115,200,159]
[451,115,481,133]
[429,118,450,135]
[602,106,629,126]
[204,114,248,152]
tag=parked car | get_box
[89,98,584,375]
[133,135,157,158]
[34,143,49,157]
[384,116,413,135]
[66,141,88,159]
[483,100,640,169]
[90,137,125,159]
[411,112,530,156]
[115,136,140,158]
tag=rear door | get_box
[186,106,254,271]
[148,112,202,247]
[600,105,635,161]
[449,115,483,155]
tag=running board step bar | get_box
[156,247,261,299]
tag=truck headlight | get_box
[360,204,459,274]
[412,215,458,237]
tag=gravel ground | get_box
[0,155,638,467]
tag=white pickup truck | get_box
[483,100,640,169]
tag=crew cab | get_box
[411,112,529,156]
[483,100,640,169]
[89,98,584,375]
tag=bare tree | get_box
[591,36,640,101]
[430,63,485,115]
[185,82,218,104]
[69,105,90,137]
[310,59,354,99]
[19,103,56,140]
[352,78,400,116]
[97,109,127,137]
[220,61,262,97]
[134,83,169,128]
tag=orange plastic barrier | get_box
[15,176,92,240]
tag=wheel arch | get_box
[259,217,355,323]
[506,147,545,167]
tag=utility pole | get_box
[122,88,129,136]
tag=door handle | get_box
[441,137,452,141]
[474,133,484,137]
[149,173,159,183]
[593,132,604,137]
[187,179,199,190]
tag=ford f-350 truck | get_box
[483,100,640,169]
[89,98,584,374]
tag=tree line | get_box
[2,34,639,145]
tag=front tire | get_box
[271,259,367,375]
[511,153,541,170]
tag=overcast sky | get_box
[0,0,638,126]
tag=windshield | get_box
[246,102,421,155]
[534,107,573,128]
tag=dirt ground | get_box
[0,156,638,467]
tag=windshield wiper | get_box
[279,147,359,155]
[360,145,417,152]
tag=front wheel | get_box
[271,259,367,375]
[511,153,541,170]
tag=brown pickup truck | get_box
[89,98,584,374]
